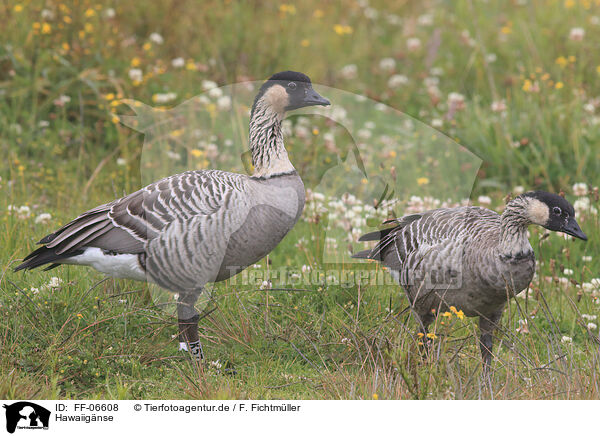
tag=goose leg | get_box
[177,291,204,361]
[479,309,503,373]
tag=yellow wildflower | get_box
[313,9,324,18]
[312,128,319,135]
[84,23,93,33]
[417,177,429,186]
[500,26,512,34]
[564,0,575,7]
[84,8,96,17]
[372,393,378,400]
[41,23,51,34]
[301,39,310,47]
[131,57,141,67]
[456,310,465,320]
[555,81,564,89]
[14,4,23,12]
[63,16,72,24]
[426,332,437,340]
[417,332,425,338]
[333,24,353,35]
[442,311,452,318]
[279,4,296,14]
[555,56,568,67]
[105,93,115,101]
[76,313,83,318]
[450,306,458,314]
[522,79,532,92]
[190,149,203,157]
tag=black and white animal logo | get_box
[3,402,50,433]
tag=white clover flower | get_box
[260,280,272,290]
[340,64,358,80]
[48,277,62,289]
[35,213,52,224]
[388,74,408,88]
[448,92,466,111]
[205,143,218,160]
[149,32,164,44]
[491,100,507,113]
[379,57,396,72]
[128,68,143,82]
[477,195,492,206]
[171,57,185,68]
[364,7,378,20]
[485,53,497,63]
[587,322,597,330]
[116,158,126,166]
[516,319,529,334]
[8,205,31,219]
[294,125,310,139]
[30,287,40,295]
[569,27,585,41]
[431,118,443,128]
[563,268,574,276]
[386,14,401,26]
[582,314,597,321]
[417,14,433,26]
[582,256,592,262]
[104,8,116,18]
[572,183,588,196]
[561,335,573,343]
[407,37,422,52]
[166,151,181,160]
[41,9,54,20]
[208,87,223,99]
[357,128,372,140]
[152,92,177,104]
[216,95,231,111]
[54,94,71,107]
[301,264,311,273]
[202,80,218,91]
[513,186,525,195]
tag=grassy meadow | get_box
[1,0,600,400]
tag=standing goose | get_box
[16,71,330,361]
[353,191,587,370]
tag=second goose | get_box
[354,191,587,370]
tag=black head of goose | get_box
[16,71,330,364]
[354,191,587,372]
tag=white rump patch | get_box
[68,247,147,281]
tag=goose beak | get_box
[302,87,330,107]
[562,217,587,241]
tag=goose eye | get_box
[553,207,561,215]
[287,82,297,90]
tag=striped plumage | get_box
[354,191,587,371]
[16,71,330,362]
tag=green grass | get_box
[1,0,600,399]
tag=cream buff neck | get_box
[498,196,548,259]
[249,85,296,179]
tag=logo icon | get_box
[3,402,50,434]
